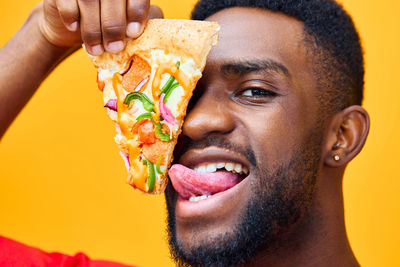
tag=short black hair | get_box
[191,0,364,111]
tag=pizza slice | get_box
[86,19,219,194]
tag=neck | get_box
[241,168,359,267]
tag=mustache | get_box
[174,134,257,167]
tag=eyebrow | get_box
[220,59,290,78]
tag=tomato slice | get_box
[122,55,151,92]
[142,139,169,165]
[132,119,156,144]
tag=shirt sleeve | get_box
[0,236,134,267]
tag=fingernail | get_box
[106,40,124,53]
[89,44,104,56]
[126,22,143,38]
[67,21,78,31]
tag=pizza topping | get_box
[133,112,170,142]
[120,59,133,76]
[156,156,163,174]
[136,112,156,123]
[161,75,176,94]
[134,76,150,92]
[137,119,156,144]
[161,75,180,103]
[127,139,141,159]
[104,99,118,111]
[163,82,180,103]
[142,138,169,165]
[155,123,171,142]
[121,55,151,92]
[151,63,191,102]
[124,92,154,112]
[128,158,148,191]
[161,123,171,137]
[159,93,175,124]
[142,158,156,193]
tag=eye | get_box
[233,85,279,105]
[240,88,277,98]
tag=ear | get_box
[323,105,370,167]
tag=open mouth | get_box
[168,157,250,202]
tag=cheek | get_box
[236,106,301,167]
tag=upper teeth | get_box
[193,162,249,175]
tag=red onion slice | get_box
[120,59,133,76]
[104,99,117,111]
[134,76,149,92]
[159,93,175,124]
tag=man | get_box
[0,0,369,266]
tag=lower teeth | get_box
[189,195,211,202]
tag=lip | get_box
[178,146,251,170]
[175,173,250,220]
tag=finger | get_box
[149,5,163,19]
[101,0,127,53]
[126,0,150,38]
[77,0,104,56]
[56,0,80,31]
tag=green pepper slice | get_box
[155,124,171,142]
[142,158,156,193]
[124,92,154,112]
[156,156,163,174]
[161,75,175,94]
[136,112,155,123]
[163,81,180,102]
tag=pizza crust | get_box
[87,19,219,71]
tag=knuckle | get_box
[58,6,78,19]
[102,24,125,40]
[82,31,102,45]
[127,1,149,20]
[79,0,97,4]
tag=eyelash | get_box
[240,88,277,98]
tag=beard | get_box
[165,131,322,267]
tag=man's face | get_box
[166,7,324,266]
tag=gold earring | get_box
[333,155,340,161]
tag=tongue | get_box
[168,164,241,199]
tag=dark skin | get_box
[0,1,369,266]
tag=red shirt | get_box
[0,236,133,267]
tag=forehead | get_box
[205,7,310,76]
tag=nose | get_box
[182,91,235,140]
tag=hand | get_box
[38,0,163,55]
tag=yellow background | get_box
[0,0,399,266]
